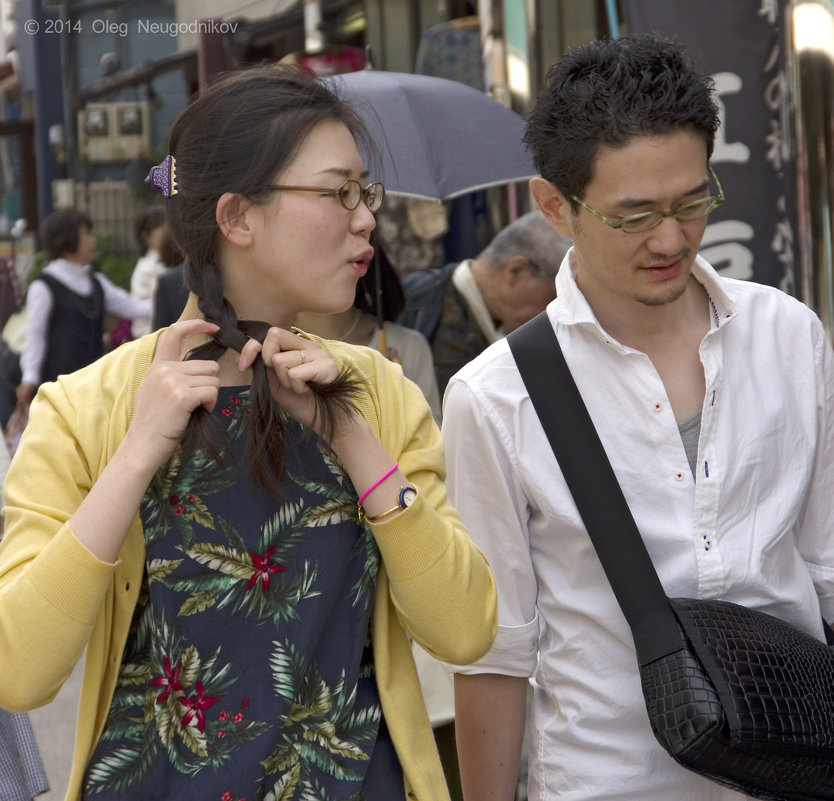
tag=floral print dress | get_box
[83,388,403,801]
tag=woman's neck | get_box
[294,307,375,345]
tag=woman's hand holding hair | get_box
[127,319,221,470]
[239,326,346,436]
[68,319,220,563]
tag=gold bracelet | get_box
[358,503,402,524]
[365,504,404,524]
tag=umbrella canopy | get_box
[322,69,538,201]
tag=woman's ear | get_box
[529,177,573,239]
[216,192,254,248]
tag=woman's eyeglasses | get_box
[270,179,385,213]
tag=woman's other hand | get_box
[126,319,220,470]
[238,326,347,436]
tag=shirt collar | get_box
[52,257,93,275]
[452,260,505,344]
[553,247,737,337]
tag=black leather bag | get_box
[508,312,834,801]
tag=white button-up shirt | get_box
[443,252,834,801]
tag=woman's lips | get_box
[349,246,374,276]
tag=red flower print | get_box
[149,656,183,704]
[232,711,244,723]
[174,505,185,515]
[169,495,180,506]
[221,407,233,416]
[217,730,226,738]
[247,545,286,593]
[221,792,233,801]
[241,695,250,710]
[188,494,196,503]
[219,710,228,721]
[179,681,221,732]
[230,395,241,406]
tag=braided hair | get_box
[166,65,370,492]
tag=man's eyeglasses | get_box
[269,179,385,213]
[570,166,725,234]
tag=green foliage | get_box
[26,250,47,284]
[92,229,136,290]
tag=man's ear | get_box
[216,192,254,248]
[502,255,532,285]
[529,177,573,238]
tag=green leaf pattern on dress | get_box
[84,392,383,800]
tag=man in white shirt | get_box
[17,208,151,405]
[443,33,834,801]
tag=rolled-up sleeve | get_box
[442,374,539,677]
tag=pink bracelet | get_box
[357,462,399,507]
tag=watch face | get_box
[399,486,417,508]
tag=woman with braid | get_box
[0,65,497,801]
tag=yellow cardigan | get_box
[0,331,497,801]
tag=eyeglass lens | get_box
[337,181,383,212]
[364,184,383,212]
[338,181,362,210]
[622,197,718,233]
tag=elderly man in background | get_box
[398,210,570,393]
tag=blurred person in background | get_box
[149,224,188,331]
[129,205,170,338]
[398,210,570,393]
[15,208,150,407]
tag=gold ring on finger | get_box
[299,350,306,365]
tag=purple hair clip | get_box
[146,154,178,198]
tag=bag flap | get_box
[670,597,834,755]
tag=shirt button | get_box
[653,402,663,412]
[674,472,684,481]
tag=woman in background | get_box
[130,205,170,338]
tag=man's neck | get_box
[584,276,708,352]
[594,278,712,423]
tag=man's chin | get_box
[634,278,691,308]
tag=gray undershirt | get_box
[678,410,702,478]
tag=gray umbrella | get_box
[322,69,538,201]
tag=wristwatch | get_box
[363,486,419,524]
[398,485,418,510]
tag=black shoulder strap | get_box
[507,312,682,664]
